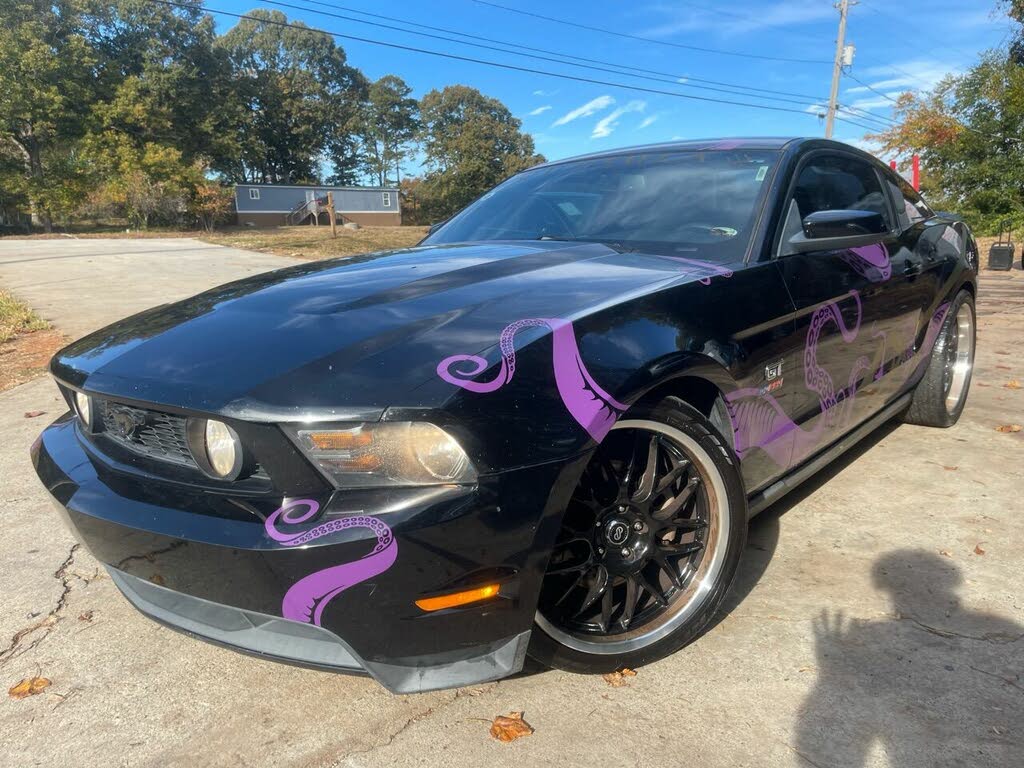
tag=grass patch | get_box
[202,225,429,260]
[0,290,49,343]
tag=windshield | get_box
[423,149,780,261]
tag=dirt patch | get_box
[0,328,66,392]
[202,225,429,261]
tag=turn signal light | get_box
[415,584,501,612]
[305,429,373,450]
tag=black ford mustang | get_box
[32,138,978,693]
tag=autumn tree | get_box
[417,85,544,220]
[870,51,1024,232]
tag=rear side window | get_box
[890,175,932,228]
[789,154,891,229]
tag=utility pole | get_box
[825,0,854,139]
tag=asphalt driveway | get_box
[0,239,1021,767]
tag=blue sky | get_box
[212,0,1015,168]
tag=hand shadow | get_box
[794,549,1023,768]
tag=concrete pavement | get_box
[0,239,1020,767]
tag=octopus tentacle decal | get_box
[438,317,628,442]
[726,291,869,467]
[265,499,397,626]
[841,243,892,283]
[727,296,952,469]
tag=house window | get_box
[249,188,260,200]
[382,192,392,207]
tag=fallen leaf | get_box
[1005,380,1022,390]
[996,424,1022,433]
[149,574,166,586]
[995,364,1012,370]
[942,465,959,471]
[8,677,51,699]
[974,543,986,556]
[602,668,638,687]
[78,610,94,622]
[489,712,534,742]
[976,382,990,387]
[23,411,45,418]
[940,549,953,557]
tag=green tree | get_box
[216,9,365,184]
[418,85,544,219]
[0,0,98,230]
[355,75,420,186]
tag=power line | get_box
[299,0,834,103]
[145,0,828,120]
[278,0,823,108]
[470,0,833,65]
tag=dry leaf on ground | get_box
[8,677,51,699]
[489,712,534,742]
[23,410,45,418]
[78,610,94,622]
[1005,380,1022,390]
[996,424,1022,433]
[149,574,166,586]
[602,668,638,687]
[974,543,986,556]
[942,465,958,471]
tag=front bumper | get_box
[32,414,584,693]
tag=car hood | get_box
[53,241,724,419]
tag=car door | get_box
[874,171,948,395]
[771,150,916,466]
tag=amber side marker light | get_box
[415,584,501,612]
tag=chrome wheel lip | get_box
[943,302,975,414]
[535,418,731,656]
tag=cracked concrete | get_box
[0,239,1021,767]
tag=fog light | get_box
[204,419,240,478]
[74,392,92,428]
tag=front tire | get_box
[528,397,747,674]
[902,290,976,428]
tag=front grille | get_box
[99,401,196,468]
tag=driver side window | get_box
[781,153,892,254]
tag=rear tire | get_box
[528,397,747,674]
[902,290,976,428]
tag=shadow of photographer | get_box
[795,549,1023,767]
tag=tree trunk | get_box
[14,130,52,233]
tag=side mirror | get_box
[787,209,889,254]
[802,209,887,238]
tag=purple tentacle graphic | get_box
[265,499,397,626]
[727,291,867,466]
[841,244,892,283]
[438,318,627,442]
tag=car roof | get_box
[533,137,870,169]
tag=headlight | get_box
[292,422,476,488]
[186,418,243,479]
[74,392,92,428]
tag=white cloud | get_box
[846,93,902,111]
[639,0,834,37]
[592,100,646,139]
[638,115,658,129]
[528,105,552,116]
[857,60,958,93]
[553,95,615,127]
